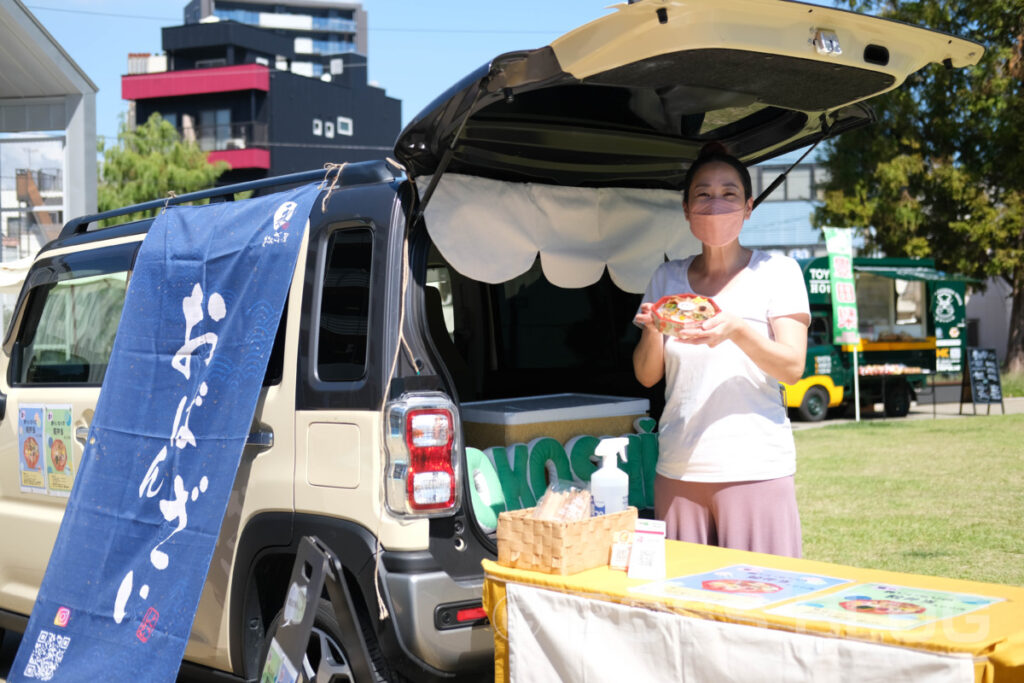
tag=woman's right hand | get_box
[633,302,665,387]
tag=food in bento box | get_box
[652,293,720,337]
[51,439,68,471]
[839,599,925,615]
[23,437,39,469]
[702,579,783,594]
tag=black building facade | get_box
[123,20,400,184]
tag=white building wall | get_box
[966,278,1012,362]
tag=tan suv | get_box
[0,1,979,680]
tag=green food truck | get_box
[784,257,972,421]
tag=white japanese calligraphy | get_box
[171,283,226,380]
[115,281,224,625]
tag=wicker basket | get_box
[496,507,638,575]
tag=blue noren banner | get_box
[11,183,320,682]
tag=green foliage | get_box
[815,1,1024,371]
[1002,371,1024,397]
[97,113,228,225]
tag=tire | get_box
[884,380,912,417]
[258,599,366,683]
[797,385,830,422]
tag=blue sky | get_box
[26,0,624,141]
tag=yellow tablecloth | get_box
[483,541,1024,683]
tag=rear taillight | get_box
[406,409,455,510]
[384,392,462,518]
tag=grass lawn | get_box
[794,415,1024,586]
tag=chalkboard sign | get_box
[960,347,1005,414]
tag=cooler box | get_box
[461,393,650,449]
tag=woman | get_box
[633,144,810,558]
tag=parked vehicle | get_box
[0,1,980,680]
[785,257,973,421]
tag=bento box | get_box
[651,293,720,337]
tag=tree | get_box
[98,112,228,224]
[814,1,1024,372]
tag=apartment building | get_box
[122,11,398,184]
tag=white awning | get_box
[420,173,701,293]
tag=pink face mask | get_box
[687,198,746,247]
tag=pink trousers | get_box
[654,474,802,558]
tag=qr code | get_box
[23,630,71,681]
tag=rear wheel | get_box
[884,380,912,417]
[258,599,363,682]
[797,385,830,422]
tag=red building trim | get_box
[122,64,270,100]
[207,148,270,169]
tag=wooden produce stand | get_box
[483,541,1024,683]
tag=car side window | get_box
[317,227,372,381]
[12,244,137,386]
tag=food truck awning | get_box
[853,262,981,283]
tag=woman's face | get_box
[683,160,752,219]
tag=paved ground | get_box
[2,388,1020,681]
[790,383,1024,430]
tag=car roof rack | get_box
[59,159,399,239]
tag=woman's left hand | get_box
[671,311,742,348]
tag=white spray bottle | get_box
[591,437,629,516]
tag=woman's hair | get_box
[682,142,753,203]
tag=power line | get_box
[26,5,178,21]
[25,4,561,34]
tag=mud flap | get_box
[260,535,377,682]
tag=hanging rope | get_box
[162,191,177,213]
[319,162,348,213]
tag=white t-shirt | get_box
[640,250,809,482]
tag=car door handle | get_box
[246,429,274,451]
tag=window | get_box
[336,116,353,136]
[13,244,137,385]
[753,164,826,202]
[317,228,372,381]
[855,273,894,341]
[195,58,227,69]
[787,167,812,200]
[199,108,231,151]
[808,314,831,347]
[894,278,926,339]
[312,118,323,136]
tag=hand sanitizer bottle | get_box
[591,437,629,516]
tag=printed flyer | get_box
[44,405,75,496]
[258,636,298,683]
[18,404,45,492]
[767,582,1003,630]
[629,564,851,610]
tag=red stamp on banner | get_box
[136,607,159,643]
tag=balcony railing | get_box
[15,169,62,199]
[312,17,357,32]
